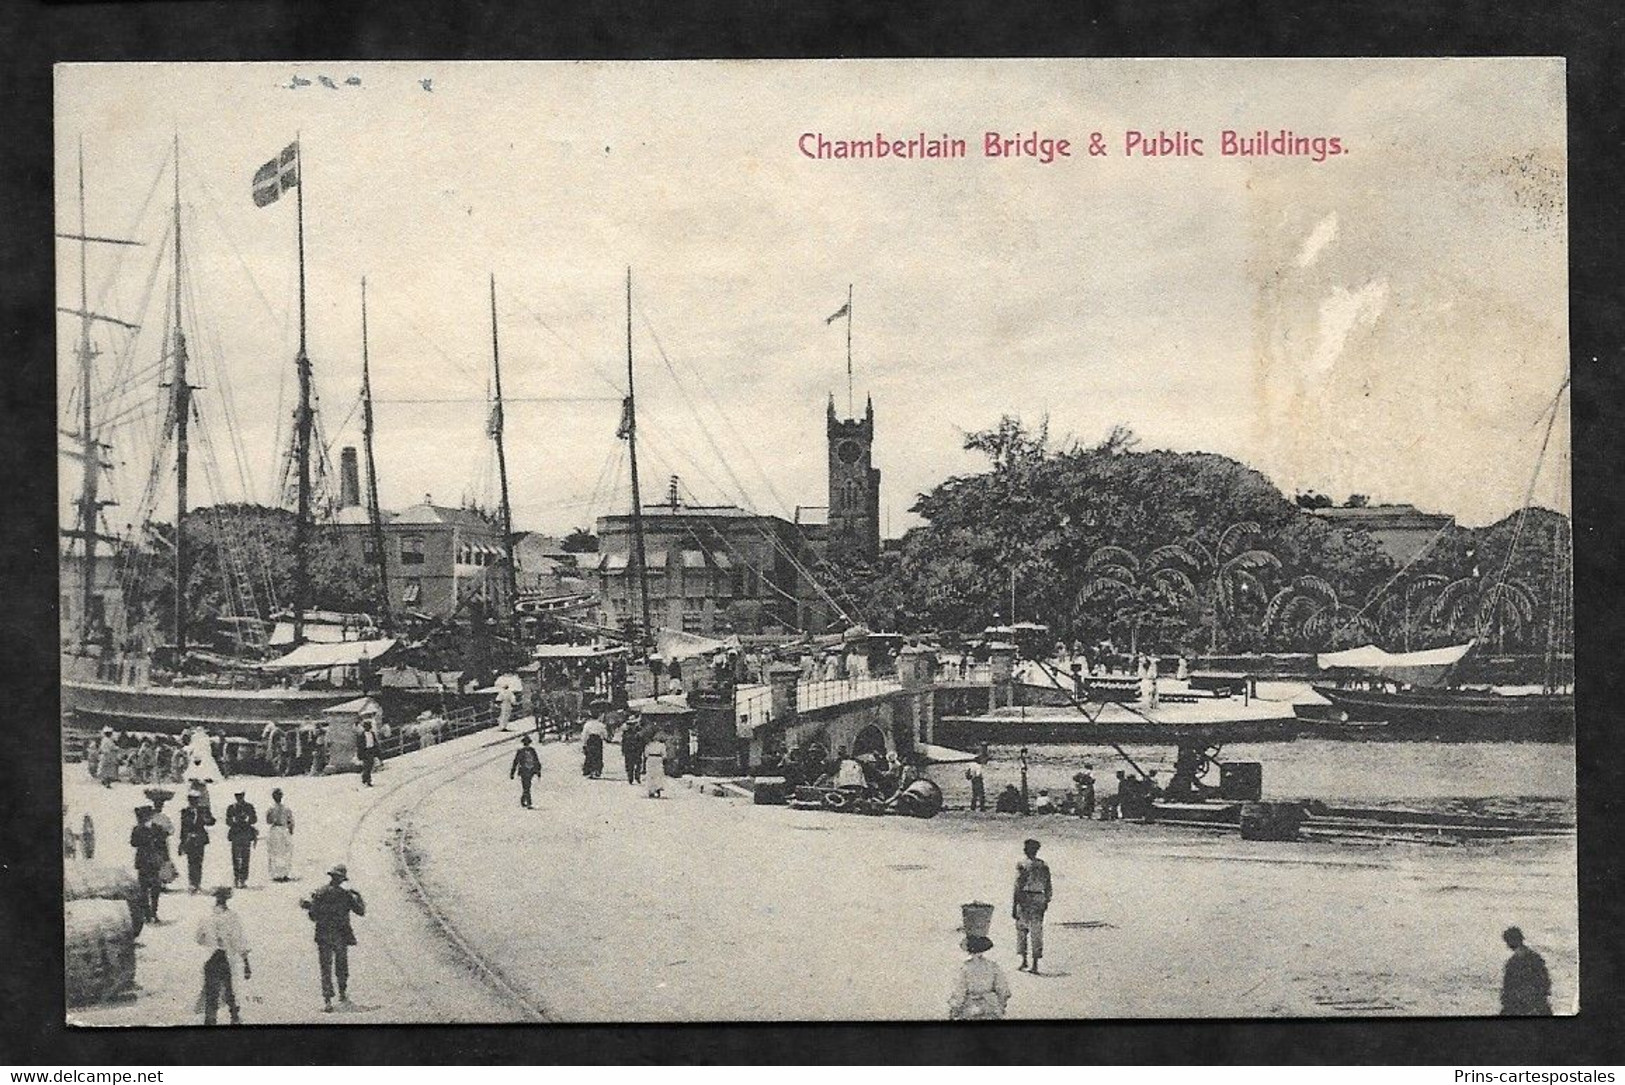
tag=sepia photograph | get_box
[55,58,1574,1026]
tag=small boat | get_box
[1313,643,1573,742]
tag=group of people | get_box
[127,783,300,918]
[86,725,233,788]
[948,838,1054,1020]
[184,861,368,1024]
[509,711,671,804]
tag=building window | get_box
[401,578,422,605]
[401,535,425,566]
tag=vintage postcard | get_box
[57,59,1572,1024]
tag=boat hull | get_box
[1311,685,1574,742]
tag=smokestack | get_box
[339,447,360,508]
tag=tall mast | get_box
[845,283,854,417]
[170,135,192,654]
[292,135,312,644]
[488,274,517,624]
[360,278,391,632]
[625,267,652,643]
[75,140,100,649]
[60,139,139,651]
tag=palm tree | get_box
[1264,575,1377,649]
[1075,545,1143,653]
[1370,572,1450,651]
[1149,522,1281,653]
[1431,576,1538,652]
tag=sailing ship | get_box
[1309,642,1574,742]
[1306,383,1574,743]
[58,138,473,738]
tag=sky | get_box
[56,59,1570,541]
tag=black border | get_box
[3,0,1622,1066]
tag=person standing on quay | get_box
[196,886,250,1025]
[510,736,542,808]
[358,720,380,787]
[644,731,667,798]
[303,864,366,1012]
[621,719,646,785]
[178,791,215,894]
[1013,838,1053,974]
[948,932,1011,1020]
[965,758,987,811]
[225,790,258,889]
[129,806,167,923]
[1500,926,1554,1015]
[580,714,608,778]
[265,788,295,882]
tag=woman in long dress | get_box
[264,788,294,882]
[96,728,121,787]
[185,727,224,784]
[644,733,667,798]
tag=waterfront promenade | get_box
[66,728,1577,1024]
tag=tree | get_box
[1431,576,1538,652]
[560,528,599,553]
[1344,493,1370,508]
[1148,522,1281,653]
[1264,575,1377,649]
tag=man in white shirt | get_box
[195,886,250,1025]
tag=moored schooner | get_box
[59,138,461,739]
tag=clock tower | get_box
[827,393,881,561]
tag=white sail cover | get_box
[262,637,398,671]
[1315,642,1472,688]
[654,628,741,661]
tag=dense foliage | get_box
[833,419,1570,655]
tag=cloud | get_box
[1295,212,1339,268]
[1307,280,1388,377]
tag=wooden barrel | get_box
[65,899,136,1006]
[64,862,144,936]
[897,779,944,819]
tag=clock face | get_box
[837,440,861,464]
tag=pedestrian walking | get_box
[129,806,167,923]
[358,720,380,787]
[644,732,667,798]
[133,738,156,784]
[1500,926,1554,1015]
[178,792,215,893]
[310,723,329,776]
[1012,838,1053,974]
[265,788,295,882]
[302,864,365,1012]
[510,736,542,808]
[1073,771,1096,819]
[225,790,258,888]
[949,903,1011,1020]
[195,886,250,1025]
[621,720,646,785]
[580,715,607,778]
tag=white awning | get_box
[1316,642,1473,688]
[263,638,398,671]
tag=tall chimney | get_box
[339,446,361,508]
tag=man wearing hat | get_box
[509,735,542,808]
[195,886,250,1025]
[178,791,216,894]
[128,806,168,923]
[302,864,366,1012]
[949,903,1011,1020]
[1012,838,1053,974]
[224,790,259,889]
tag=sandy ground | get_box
[65,725,1578,1025]
[407,739,1578,1022]
[65,729,534,1026]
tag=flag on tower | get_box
[252,142,300,207]
[825,300,850,325]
